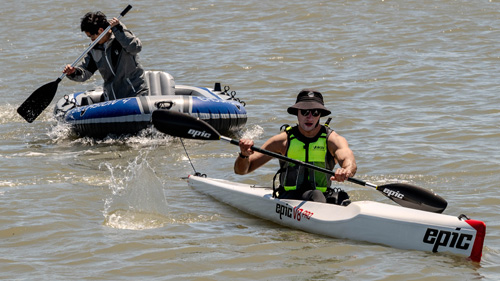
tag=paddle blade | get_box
[152,109,221,140]
[17,78,61,123]
[377,183,448,213]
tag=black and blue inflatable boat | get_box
[54,71,247,138]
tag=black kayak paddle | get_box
[17,5,133,123]
[151,109,448,213]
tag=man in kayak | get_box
[234,89,357,203]
[63,11,148,100]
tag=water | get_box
[1,0,500,280]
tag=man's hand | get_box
[63,64,76,75]
[238,139,254,157]
[109,17,120,28]
[331,167,353,182]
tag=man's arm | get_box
[328,132,357,182]
[64,53,97,82]
[111,21,142,55]
[234,132,288,175]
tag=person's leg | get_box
[302,190,326,203]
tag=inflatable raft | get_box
[53,71,247,138]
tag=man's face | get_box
[85,28,108,44]
[297,109,321,132]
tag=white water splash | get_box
[46,121,74,142]
[47,122,171,147]
[100,150,170,230]
[240,124,264,140]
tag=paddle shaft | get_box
[151,109,447,212]
[59,5,132,81]
[221,136,372,188]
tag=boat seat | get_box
[144,71,176,96]
[80,89,106,106]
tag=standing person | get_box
[234,89,357,203]
[63,11,148,100]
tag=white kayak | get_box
[187,175,485,262]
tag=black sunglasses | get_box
[300,109,321,117]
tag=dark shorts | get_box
[278,189,327,203]
[278,189,350,205]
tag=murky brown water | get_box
[1,1,499,280]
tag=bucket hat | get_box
[287,89,331,117]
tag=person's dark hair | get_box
[80,11,109,35]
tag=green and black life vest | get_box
[278,124,335,193]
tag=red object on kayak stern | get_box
[465,219,486,263]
